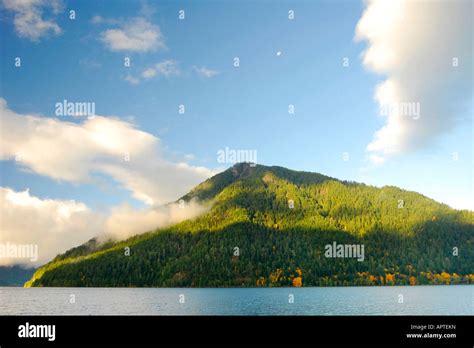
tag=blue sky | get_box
[0,0,472,264]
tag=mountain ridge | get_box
[25,163,474,287]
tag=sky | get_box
[0,0,472,266]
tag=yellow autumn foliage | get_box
[292,277,302,287]
[385,273,395,284]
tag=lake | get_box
[0,285,472,315]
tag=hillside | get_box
[0,266,36,286]
[25,163,474,287]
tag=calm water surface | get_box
[0,285,472,315]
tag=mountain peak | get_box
[182,163,334,202]
[229,162,258,178]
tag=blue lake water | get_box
[0,285,472,315]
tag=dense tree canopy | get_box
[25,163,474,287]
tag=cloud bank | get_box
[0,188,209,266]
[356,0,472,162]
[103,200,208,241]
[0,187,102,266]
[0,98,214,206]
[0,98,217,266]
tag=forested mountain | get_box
[25,163,474,287]
[0,266,36,286]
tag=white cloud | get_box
[124,60,180,84]
[90,15,104,24]
[100,17,165,52]
[1,0,63,41]
[103,200,208,241]
[0,98,216,206]
[193,66,219,78]
[0,187,103,266]
[355,0,472,163]
[141,60,180,79]
[367,154,386,166]
[124,74,140,85]
[141,68,157,79]
[0,187,210,266]
[90,15,121,26]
